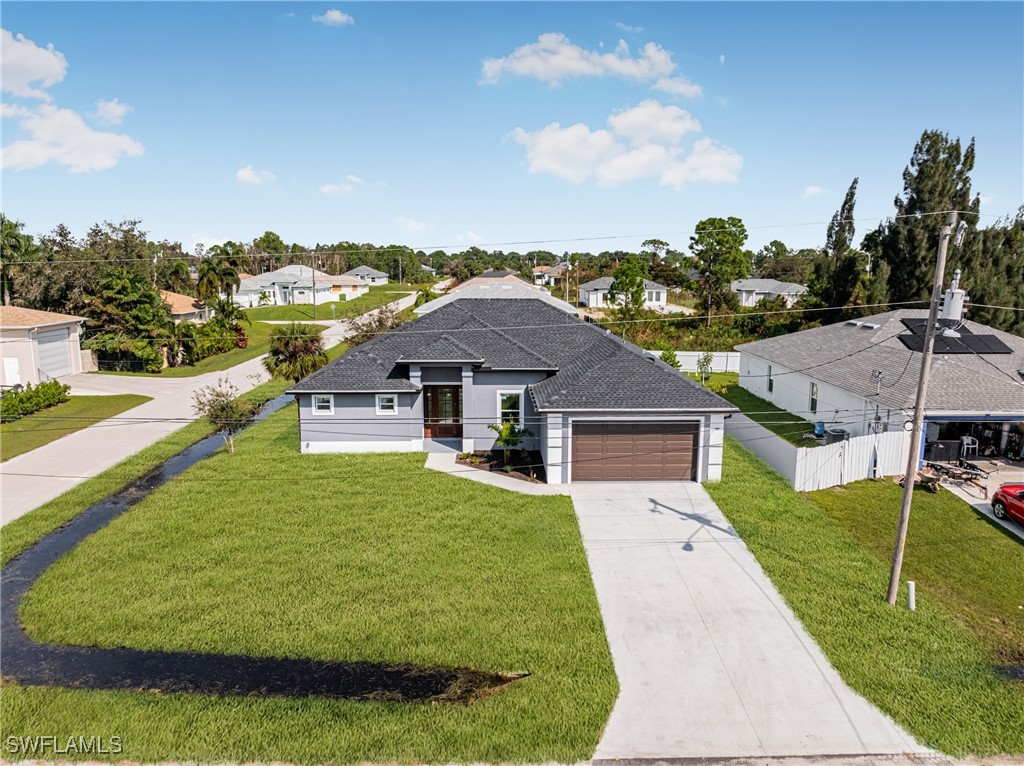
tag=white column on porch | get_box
[545,413,565,484]
[461,366,474,453]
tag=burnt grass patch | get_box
[1,395,523,705]
[456,449,547,483]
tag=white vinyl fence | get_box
[725,413,909,491]
[647,350,741,373]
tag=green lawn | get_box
[695,372,816,445]
[0,378,291,567]
[245,288,412,322]
[1,394,150,462]
[101,323,326,377]
[705,438,1024,756]
[4,406,617,764]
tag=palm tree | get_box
[1,214,37,306]
[486,421,534,466]
[263,322,328,382]
[165,259,193,294]
[196,258,239,300]
[208,295,251,327]
[207,241,252,274]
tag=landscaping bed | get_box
[2,406,616,763]
[705,437,1024,756]
[456,449,547,484]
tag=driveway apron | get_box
[570,481,927,760]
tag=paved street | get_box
[570,481,927,760]
[0,294,415,526]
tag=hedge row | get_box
[0,381,72,422]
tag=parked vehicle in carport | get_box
[991,483,1024,525]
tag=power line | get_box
[2,210,992,265]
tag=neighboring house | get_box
[321,274,370,301]
[579,277,669,311]
[731,278,807,307]
[420,264,437,276]
[160,290,213,324]
[451,270,540,293]
[289,297,736,482]
[233,265,335,307]
[736,304,1024,461]
[344,265,390,285]
[0,307,86,387]
[533,262,571,287]
[415,282,577,316]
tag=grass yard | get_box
[1,394,150,462]
[245,288,412,322]
[808,480,1024,664]
[0,378,291,566]
[4,405,617,764]
[101,322,327,378]
[705,438,1024,756]
[695,372,815,445]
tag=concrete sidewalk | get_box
[0,294,416,526]
[424,453,569,495]
[570,481,927,760]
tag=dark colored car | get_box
[991,483,1024,526]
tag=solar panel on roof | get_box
[897,323,1013,355]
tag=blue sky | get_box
[2,2,1022,256]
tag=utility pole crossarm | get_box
[885,211,958,605]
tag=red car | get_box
[991,483,1024,526]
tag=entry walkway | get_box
[570,481,927,760]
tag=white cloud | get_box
[187,234,229,255]
[607,99,700,146]
[1,103,143,172]
[511,99,741,189]
[95,97,132,125]
[456,230,485,244]
[0,103,32,119]
[1,29,68,100]
[659,138,743,189]
[978,194,995,206]
[313,9,354,26]
[720,54,726,65]
[614,21,643,33]
[481,33,700,98]
[396,216,430,232]
[652,76,703,99]
[802,184,830,199]
[344,173,363,184]
[320,182,355,194]
[236,165,276,185]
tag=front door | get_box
[424,386,462,439]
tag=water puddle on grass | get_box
[1,395,525,704]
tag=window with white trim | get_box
[767,365,773,393]
[809,382,818,415]
[498,391,522,425]
[376,394,397,415]
[312,395,333,415]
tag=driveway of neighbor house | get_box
[0,295,416,527]
[570,481,927,760]
[940,460,1024,542]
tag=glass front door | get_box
[424,386,463,439]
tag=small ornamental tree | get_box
[263,322,328,382]
[486,422,534,466]
[659,349,681,370]
[697,350,714,384]
[192,376,257,454]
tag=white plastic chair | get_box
[961,436,979,457]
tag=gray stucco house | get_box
[344,265,389,285]
[289,298,736,482]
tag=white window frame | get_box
[767,365,773,393]
[312,394,334,416]
[809,382,819,415]
[376,394,398,416]
[496,390,524,426]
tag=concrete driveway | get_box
[570,481,927,760]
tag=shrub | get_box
[659,349,681,369]
[0,381,71,422]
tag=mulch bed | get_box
[455,450,547,484]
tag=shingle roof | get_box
[731,278,807,295]
[736,309,1024,414]
[237,265,333,292]
[450,272,536,292]
[415,282,576,315]
[160,290,205,315]
[579,276,668,291]
[291,298,736,413]
[0,306,84,328]
[345,265,389,278]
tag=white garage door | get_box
[37,328,72,380]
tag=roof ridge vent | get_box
[862,322,880,329]
[847,320,863,326]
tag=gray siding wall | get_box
[463,370,547,452]
[297,392,422,450]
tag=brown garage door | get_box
[572,422,699,481]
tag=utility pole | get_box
[885,211,957,605]
[705,253,714,328]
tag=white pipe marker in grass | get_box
[907,581,916,611]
